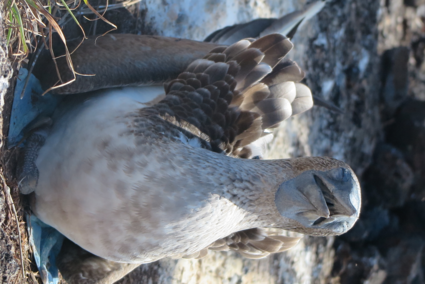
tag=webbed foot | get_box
[18,119,51,194]
[27,214,64,284]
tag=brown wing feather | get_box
[184,228,301,260]
[36,34,220,95]
[147,33,313,156]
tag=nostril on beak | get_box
[316,208,330,219]
[312,217,327,226]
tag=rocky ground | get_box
[1,0,425,283]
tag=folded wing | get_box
[146,34,313,157]
[183,228,301,259]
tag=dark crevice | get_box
[313,174,337,215]
[313,217,327,226]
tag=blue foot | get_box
[8,68,59,148]
[12,68,65,283]
[27,214,64,284]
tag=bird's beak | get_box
[275,167,361,235]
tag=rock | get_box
[362,143,414,208]
[404,0,425,8]
[394,201,425,234]
[386,99,425,201]
[331,241,387,284]
[380,47,410,117]
[382,237,424,284]
[341,207,391,243]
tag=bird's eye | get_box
[328,167,350,182]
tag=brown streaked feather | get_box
[244,228,267,240]
[268,236,301,252]
[249,237,283,253]
[238,250,270,259]
[268,82,296,101]
[208,245,230,251]
[205,53,227,63]
[252,98,292,115]
[234,147,253,159]
[204,19,274,45]
[236,63,272,91]
[190,228,301,260]
[249,34,294,67]
[234,116,263,148]
[261,103,293,129]
[203,62,229,83]
[238,84,270,108]
[182,251,200,259]
[233,49,265,84]
[292,83,314,115]
[222,39,251,58]
[208,46,228,54]
[209,238,226,247]
[261,60,305,86]
[186,59,215,73]
[195,248,209,259]
[143,34,313,157]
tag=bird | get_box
[19,32,360,266]
[11,2,360,282]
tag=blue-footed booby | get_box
[12,1,359,283]
[18,33,360,282]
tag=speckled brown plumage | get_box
[142,34,312,157]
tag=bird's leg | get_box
[18,117,52,194]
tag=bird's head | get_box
[271,157,361,236]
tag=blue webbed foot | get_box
[27,214,64,284]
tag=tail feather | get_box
[205,19,274,45]
[261,1,327,38]
[204,1,326,44]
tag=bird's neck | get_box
[174,144,295,230]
